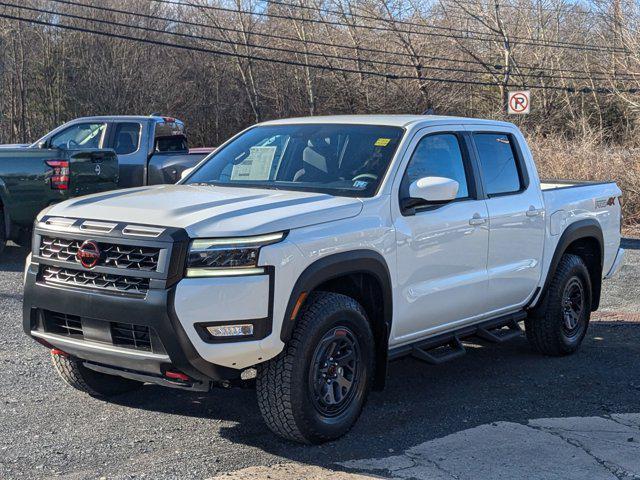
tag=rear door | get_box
[467,127,545,313]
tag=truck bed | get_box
[540,178,622,280]
[540,179,615,191]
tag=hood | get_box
[46,184,363,237]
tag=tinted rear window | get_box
[113,123,141,155]
[474,133,522,196]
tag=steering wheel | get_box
[352,173,378,183]
[66,139,79,149]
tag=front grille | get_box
[44,311,83,338]
[40,266,149,296]
[39,310,162,353]
[40,237,160,272]
[111,322,152,351]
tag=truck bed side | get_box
[540,180,622,289]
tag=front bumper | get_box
[24,217,306,390]
[23,267,242,389]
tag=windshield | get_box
[185,124,404,197]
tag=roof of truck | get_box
[65,115,182,123]
[260,114,515,128]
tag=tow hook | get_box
[164,371,191,383]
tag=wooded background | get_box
[1,0,639,224]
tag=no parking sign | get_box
[508,91,531,114]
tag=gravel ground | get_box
[0,239,639,479]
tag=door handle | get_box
[526,207,543,217]
[469,214,487,226]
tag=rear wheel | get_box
[526,254,592,356]
[256,292,374,444]
[51,353,143,397]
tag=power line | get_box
[262,0,591,27]
[148,0,629,53]
[0,1,483,75]
[4,9,632,94]
[440,0,603,18]
[45,0,637,79]
[20,1,628,83]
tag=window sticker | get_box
[374,138,391,147]
[231,146,277,180]
[353,180,369,189]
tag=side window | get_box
[401,133,469,199]
[474,133,523,196]
[50,123,106,149]
[113,123,141,155]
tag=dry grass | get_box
[527,133,640,227]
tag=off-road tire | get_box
[256,292,375,444]
[51,353,143,397]
[526,253,592,356]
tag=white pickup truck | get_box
[23,115,624,444]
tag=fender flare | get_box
[280,250,393,389]
[536,218,604,311]
[280,249,393,342]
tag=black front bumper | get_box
[23,265,242,389]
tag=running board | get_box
[389,311,527,363]
[475,319,523,343]
[411,336,466,365]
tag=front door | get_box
[391,126,490,344]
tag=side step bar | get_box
[412,336,466,365]
[389,311,527,364]
[476,318,523,343]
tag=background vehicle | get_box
[22,115,624,444]
[25,115,213,187]
[0,141,118,252]
[0,115,213,251]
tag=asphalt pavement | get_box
[1,239,639,479]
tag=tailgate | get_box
[68,149,119,195]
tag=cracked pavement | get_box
[1,239,639,479]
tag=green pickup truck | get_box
[0,122,119,252]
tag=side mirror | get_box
[180,167,194,181]
[37,141,48,149]
[406,176,459,207]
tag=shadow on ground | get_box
[0,243,28,272]
[110,321,640,468]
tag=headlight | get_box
[186,232,285,277]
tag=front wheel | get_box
[526,253,592,356]
[256,292,374,444]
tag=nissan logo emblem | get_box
[76,240,101,269]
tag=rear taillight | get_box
[45,159,70,190]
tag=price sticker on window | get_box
[374,138,391,147]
